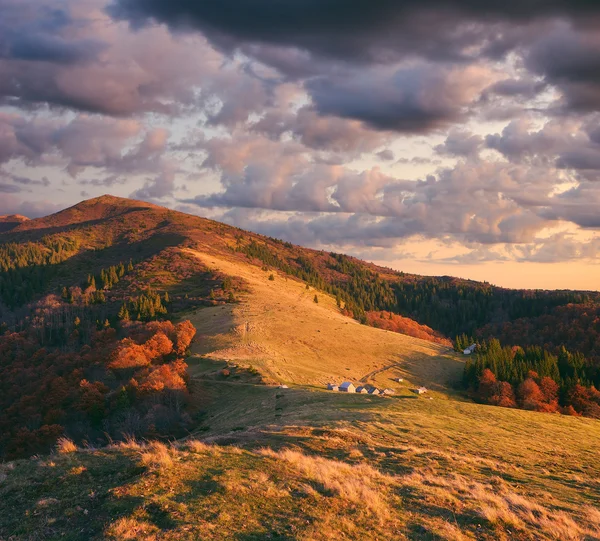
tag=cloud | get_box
[0,0,225,115]
[377,149,395,161]
[525,23,600,112]
[2,0,600,272]
[109,0,600,68]
[186,131,564,246]
[435,129,483,157]
[485,117,600,179]
[0,193,63,218]
[307,64,496,132]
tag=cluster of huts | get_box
[327,382,394,396]
[327,381,429,397]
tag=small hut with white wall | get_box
[339,382,356,393]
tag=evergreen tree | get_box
[118,304,130,321]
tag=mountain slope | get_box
[185,248,460,391]
[1,195,600,540]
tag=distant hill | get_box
[0,214,29,233]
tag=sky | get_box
[1,0,600,291]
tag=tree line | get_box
[463,339,600,418]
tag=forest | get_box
[463,339,600,418]
[0,206,238,458]
[238,238,599,341]
[0,316,197,459]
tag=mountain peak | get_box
[73,194,161,209]
[5,195,165,233]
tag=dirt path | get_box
[359,361,404,383]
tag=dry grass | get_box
[431,519,475,541]
[138,441,174,472]
[184,439,212,453]
[55,437,77,454]
[401,469,596,540]
[187,249,461,390]
[260,447,392,520]
[584,505,600,531]
[114,437,143,451]
[106,517,158,540]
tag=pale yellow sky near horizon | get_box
[379,259,600,291]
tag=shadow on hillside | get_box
[0,449,146,540]
[0,232,186,315]
[396,351,464,393]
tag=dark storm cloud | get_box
[0,2,106,82]
[525,25,600,112]
[3,33,105,64]
[109,0,600,63]
[306,64,493,132]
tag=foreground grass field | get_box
[2,391,599,540]
[2,247,599,540]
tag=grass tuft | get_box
[139,441,174,472]
[260,447,392,520]
[106,517,159,540]
[56,437,77,454]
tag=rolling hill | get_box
[1,195,599,540]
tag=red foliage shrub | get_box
[366,311,452,346]
[568,384,600,418]
[144,331,174,361]
[477,369,516,408]
[517,376,559,412]
[174,320,196,355]
[138,363,187,395]
[109,339,151,370]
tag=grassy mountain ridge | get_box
[1,195,600,539]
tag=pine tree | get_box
[118,304,130,321]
